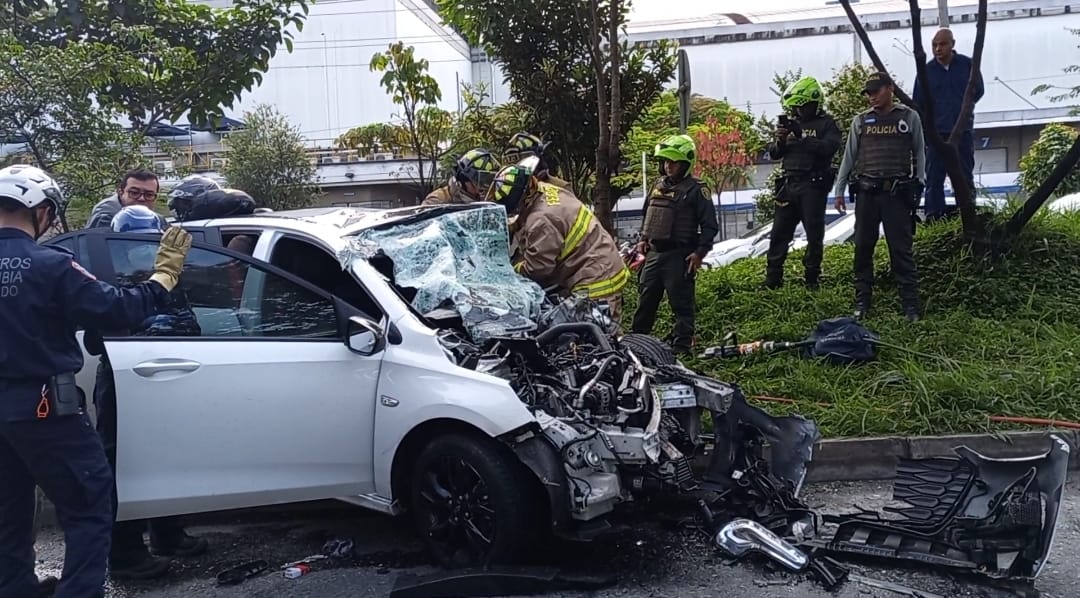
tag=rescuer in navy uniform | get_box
[0,165,192,598]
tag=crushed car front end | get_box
[343,204,820,536]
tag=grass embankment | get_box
[622,210,1080,438]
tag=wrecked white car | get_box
[51,203,819,566]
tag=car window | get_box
[106,239,338,339]
[267,236,384,320]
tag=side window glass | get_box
[106,239,338,339]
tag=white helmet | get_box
[0,165,67,213]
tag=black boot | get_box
[853,297,871,319]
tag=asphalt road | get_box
[33,480,1080,598]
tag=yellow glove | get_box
[149,226,192,292]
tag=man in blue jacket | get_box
[912,28,984,222]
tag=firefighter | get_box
[421,148,500,206]
[764,76,843,289]
[488,165,629,322]
[630,134,719,354]
[834,72,926,321]
[501,132,571,191]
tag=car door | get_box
[98,236,383,521]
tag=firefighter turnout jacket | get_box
[512,183,629,300]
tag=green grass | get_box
[622,210,1080,438]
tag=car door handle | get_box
[133,359,202,377]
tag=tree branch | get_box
[608,0,623,167]
[949,0,987,145]
[907,0,944,148]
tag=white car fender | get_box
[369,314,538,499]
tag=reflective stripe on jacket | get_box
[512,183,629,299]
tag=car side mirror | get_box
[346,315,385,356]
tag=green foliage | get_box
[1032,27,1080,114]
[0,34,149,208]
[754,167,783,222]
[617,91,763,192]
[437,0,677,201]
[619,210,1080,437]
[221,104,319,211]
[441,83,533,178]
[13,0,310,130]
[1019,123,1080,198]
[369,42,450,195]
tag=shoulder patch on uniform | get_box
[71,260,97,281]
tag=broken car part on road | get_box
[699,316,881,365]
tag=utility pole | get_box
[937,0,948,27]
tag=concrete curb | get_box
[38,431,1080,531]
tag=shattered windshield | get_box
[344,204,546,339]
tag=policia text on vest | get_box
[834,102,927,319]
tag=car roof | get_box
[180,203,495,247]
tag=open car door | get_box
[98,236,384,521]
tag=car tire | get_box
[619,333,677,368]
[410,433,539,568]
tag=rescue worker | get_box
[488,164,629,321]
[630,134,719,355]
[501,132,571,190]
[83,206,205,581]
[422,148,500,206]
[764,76,843,289]
[834,72,926,321]
[0,165,192,598]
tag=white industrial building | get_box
[8,0,1079,209]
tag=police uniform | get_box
[0,228,176,597]
[765,110,843,287]
[835,87,927,318]
[630,175,719,353]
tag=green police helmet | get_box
[781,76,825,110]
[653,134,696,171]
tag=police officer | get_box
[84,206,205,581]
[488,164,629,321]
[0,165,192,597]
[422,148,501,206]
[502,132,571,191]
[834,72,927,321]
[630,134,719,354]
[764,76,843,289]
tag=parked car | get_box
[702,208,846,269]
[45,203,817,566]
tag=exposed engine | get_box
[437,296,729,522]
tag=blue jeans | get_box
[0,412,113,598]
[924,130,975,220]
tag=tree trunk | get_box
[587,0,616,235]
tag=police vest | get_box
[782,114,830,174]
[854,107,914,180]
[641,177,702,245]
